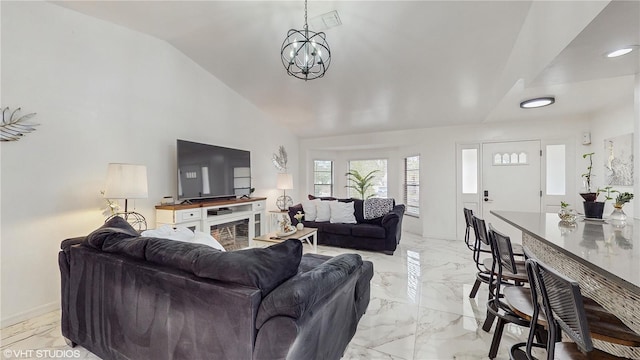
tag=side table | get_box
[253,227,318,253]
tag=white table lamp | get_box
[276,173,293,211]
[104,163,148,230]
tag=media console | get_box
[155,197,266,249]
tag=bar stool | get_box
[463,208,475,251]
[510,257,640,359]
[483,225,542,359]
[469,216,525,299]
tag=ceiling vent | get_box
[309,10,342,31]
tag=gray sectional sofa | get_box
[58,217,373,360]
[288,197,405,255]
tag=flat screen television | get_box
[177,140,251,202]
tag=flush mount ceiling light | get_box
[520,97,555,109]
[281,0,331,81]
[606,47,634,58]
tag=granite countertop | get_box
[491,211,640,291]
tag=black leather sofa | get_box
[288,197,405,255]
[58,217,373,360]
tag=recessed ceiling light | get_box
[520,97,555,109]
[606,47,634,58]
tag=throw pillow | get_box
[301,199,320,221]
[315,200,334,222]
[329,201,357,224]
[85,216,139,249]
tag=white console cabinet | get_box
[156,198,266,242]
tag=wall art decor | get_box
[604,133,633,186]
[1,107,38,141]
[272,145,288,172]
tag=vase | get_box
[557,208,577,222]
[608,207,627,227]
[583,201,605,219]
[296,223,304,230]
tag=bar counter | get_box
[492,211,640,358]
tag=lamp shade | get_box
[276,173,293,190]
[104,163,148,199]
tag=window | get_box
[493,152,529,165]
[462,149,478,194]
[546,145,566,195]
[404,155,420,216]
[347,159,387,199]
[313,160,333,197]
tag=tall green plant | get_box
[345,169,379,199]
[581,152,595,192]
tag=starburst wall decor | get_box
[1,107,39,141]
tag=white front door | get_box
[481,141,542,244]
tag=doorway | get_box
[481,141,542,243]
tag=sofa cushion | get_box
[308,195,337,201]
[101,236,150,259]
[85,216,139,249]
[303,221,328,232]
[193,239,302,296]
[298,253,332,273]
[308,195,353,203]
[302,199,320,221]
[329,201,357,224]
[315,200,334,222]
[145,237,219,272]
[255,253,363,328]
[322,223,353,236]
[351,224,386,239]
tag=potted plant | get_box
[558,201,577,223]
[580,152,597,201]
[345,169,379,199]
[293,211,305,230]
[609,192,634,227]
[580,152,606,218]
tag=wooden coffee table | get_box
[253,227,318,253]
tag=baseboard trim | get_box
[1,301,60,328]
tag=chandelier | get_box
[280,0,331,81]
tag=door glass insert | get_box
[462,149,478,194]
[546,144,566,195]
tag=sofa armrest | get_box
[59,237,84,341]
[255,253,362,328]
[381,204,405,227]
[254,254,366,360]
[381,205,405,252]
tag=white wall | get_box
[587,100,636,218]
[302,147,423,235]
[635,74,640,218]
[301,116,597,240]
[0,1,298,326]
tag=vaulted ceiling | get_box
[54,1,639,138]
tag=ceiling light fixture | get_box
[606,47,634,58]
[281,0,331,81]
[520,97,555,109]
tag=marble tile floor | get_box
[1,232,530,359]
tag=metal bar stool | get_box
[463,208,475,251]
[484,225,543,359]
[469,216,524,299]
[511,257,640,359]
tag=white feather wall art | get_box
[1,107,39,142]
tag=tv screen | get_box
[177,140,251,201]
